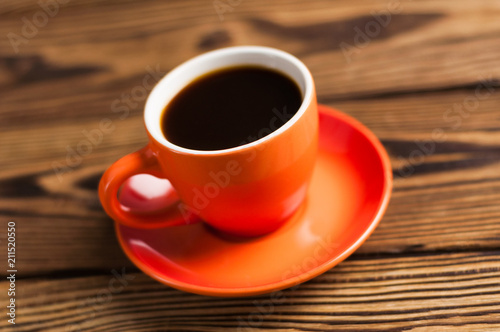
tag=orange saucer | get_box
[115,105,392,297]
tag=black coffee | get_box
[161,66,302,150]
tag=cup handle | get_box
[98,146,200,229]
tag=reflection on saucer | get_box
[115,105,392,296]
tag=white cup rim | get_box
[144,46,314,156]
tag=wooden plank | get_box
[1,0,500,128]
[1,251,499,331]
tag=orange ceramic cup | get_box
[99,46,318,237]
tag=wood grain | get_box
[1,0,500,330]
[1,252,500,331]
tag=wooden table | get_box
[1,0,500,330]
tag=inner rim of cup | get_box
[145,46,314,156]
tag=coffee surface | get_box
[161,66,302,150]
